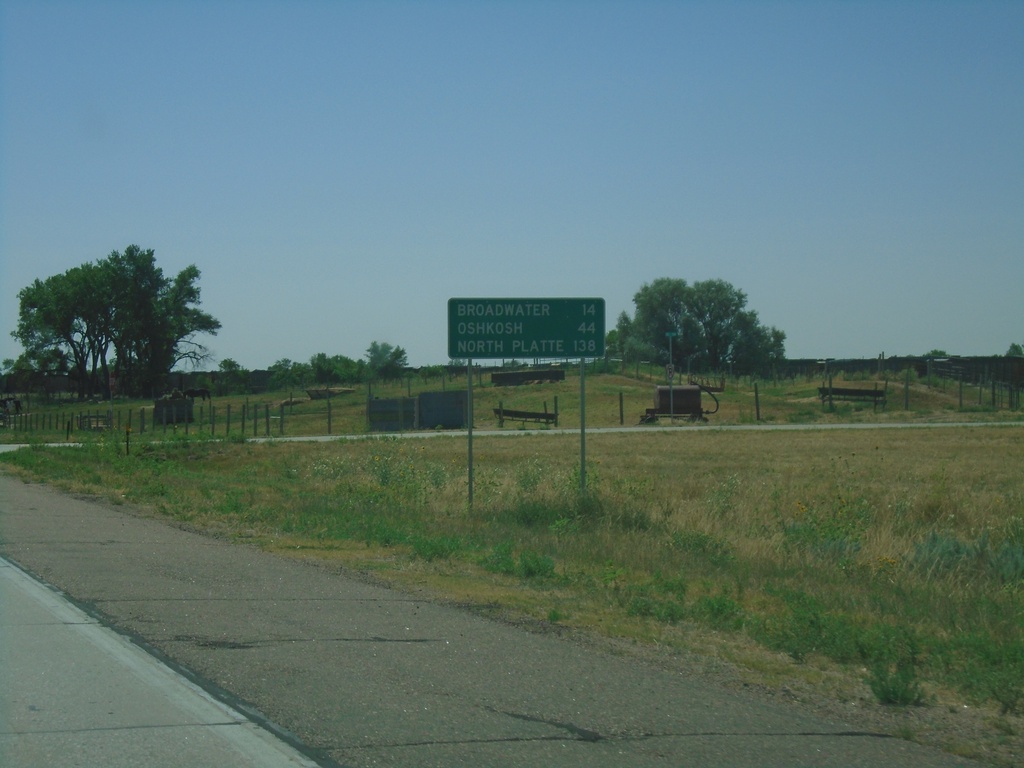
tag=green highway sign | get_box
[448,298,605,359]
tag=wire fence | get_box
[1,361,1020,439]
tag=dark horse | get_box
[184,388,211,402]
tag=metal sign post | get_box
[665,331,677,424]
[466,359,474,509]
[580,357,587,495]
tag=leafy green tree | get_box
[104,246,220,396]
[365,341,408,381]
[604,327,621,358]
[683,279,750,370]
[1006,342,1023,357]
[14,265,108,398]
[216,358,250,395]
[623,277,785,375]
[628,278,695,365]
[2,351,64,396]
[731,313,787,374]
[308,353,365,384]
[309,353,341,385]
[268,358,311,390]
[12,245,220,398]
[613,310,656,371]
[417,364,447,382]
[334,355,367,383]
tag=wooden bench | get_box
[818,383,888,410]
[493,408,558,427]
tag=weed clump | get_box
[480,543,555,580]
[913,531,1024,584]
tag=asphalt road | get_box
[1,552,320,768]
[0,473,986,768]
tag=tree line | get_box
[160,346,426,397]
[7,248,1018,399]
[5,244,414,399]
[252,342,415,392]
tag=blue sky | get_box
[2,0,1021,369]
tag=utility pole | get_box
[666,331,678,423]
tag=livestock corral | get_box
[2,360,1021,441]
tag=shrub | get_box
[914,531,1024,584]
[627,595,686,623]
[692,593,743,630]
[517,550,556,579]
[868,661,926,706]
[625,584,686,623]
[754,588,861,663]
[480,544,555,580]
[861,625,926,706]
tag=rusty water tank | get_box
[654,385,703,417]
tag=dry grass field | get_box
[2,371,1022,763]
